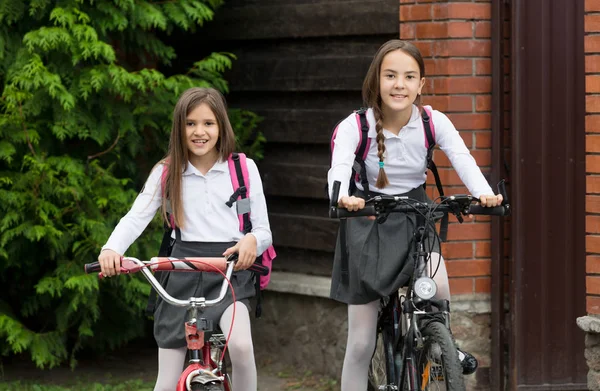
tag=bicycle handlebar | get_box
[328,180,511,219]
[84,255,269,308]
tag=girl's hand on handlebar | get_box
[338,196,376,220]
[223,234,257,271]
[338,196,365,211]
[479,194,503,207]
[98,249,122,277]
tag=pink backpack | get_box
[160,153,277,316]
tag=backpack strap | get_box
[226,152,266,318]
[354,108,371,199]
[146,162,175,317]
[160,161,176,230]
[421,107,448,242]
[338,109,371,286]
[227,153,252,234]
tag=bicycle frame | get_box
[142,257,234,391]
[87,256,240,391]
[397,222,450,391]
[329,179,509,391]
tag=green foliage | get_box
[0,0,264,369]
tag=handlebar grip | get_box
[467,204,510,216]
[248,262,270,276]
[84,262,101,274]
[330,181,341,208]
[329,205,377,218]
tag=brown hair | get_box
[161,87,236,228]
[362,40,425,188]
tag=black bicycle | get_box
[329,180,510,391]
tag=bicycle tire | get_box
[367,325,397,391]
[417,321,465,391]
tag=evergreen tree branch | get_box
[87,133,120,161]
[19,101,36,156]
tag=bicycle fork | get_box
[176,306,226,391]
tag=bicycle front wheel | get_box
[417,321,465,391]
[368,326,397,391]
[191,383,224,391]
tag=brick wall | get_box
[587,0,600,314]
[400,0,494,296]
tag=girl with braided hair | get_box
[327,39,503,391]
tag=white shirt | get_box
[102,158,273,256]
[328,105,494,200]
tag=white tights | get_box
[153,302,256,391]
[340,252,449,391]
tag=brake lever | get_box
[376,201,396,225]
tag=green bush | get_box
[0,0,263,369]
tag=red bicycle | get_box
[84,254,268,391]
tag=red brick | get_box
[586,35,600,54]
[446,223,491,241]
[448,21,474,38]
[401,23,416,39]
[433,3,491,20]
[447,259,491,277]
[449,278,474,294]
[433,77,492,94]
[400,0,416,3]
[587,155,600,173]
[441,242,474,259]
[475,21,491,38]
[421,95,473,112]
[588,215,600,234]
[414,41,434,57]
[424,58,473,76]
[474,277,491,293]
[447,113,491,130]
[586,115,600,132]
[587,95,600,112]
[587,296,600,314]
[434,40,491,57]
[476,59,492,75]
[587,55,600,73]
[588,235,600,253]
[416,22,449,38]
[588,75,600,93]
[587,14,600,32]
[587,255,600,273]
[401,4,432,21]
[587,0,600,12]
[588,176,600,193]
[588,276,600,294]
[460,132,474,148]
[471,150,492,166]
[475,241,491,257]
[476,95,491,112]
[426,169,464,186]
[587,195,600,213]
[437,151,489,168]
[587,135,600,152]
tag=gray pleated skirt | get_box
[153,241,255,349]
[330,186,441,305]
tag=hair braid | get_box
[373,107,389,189]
